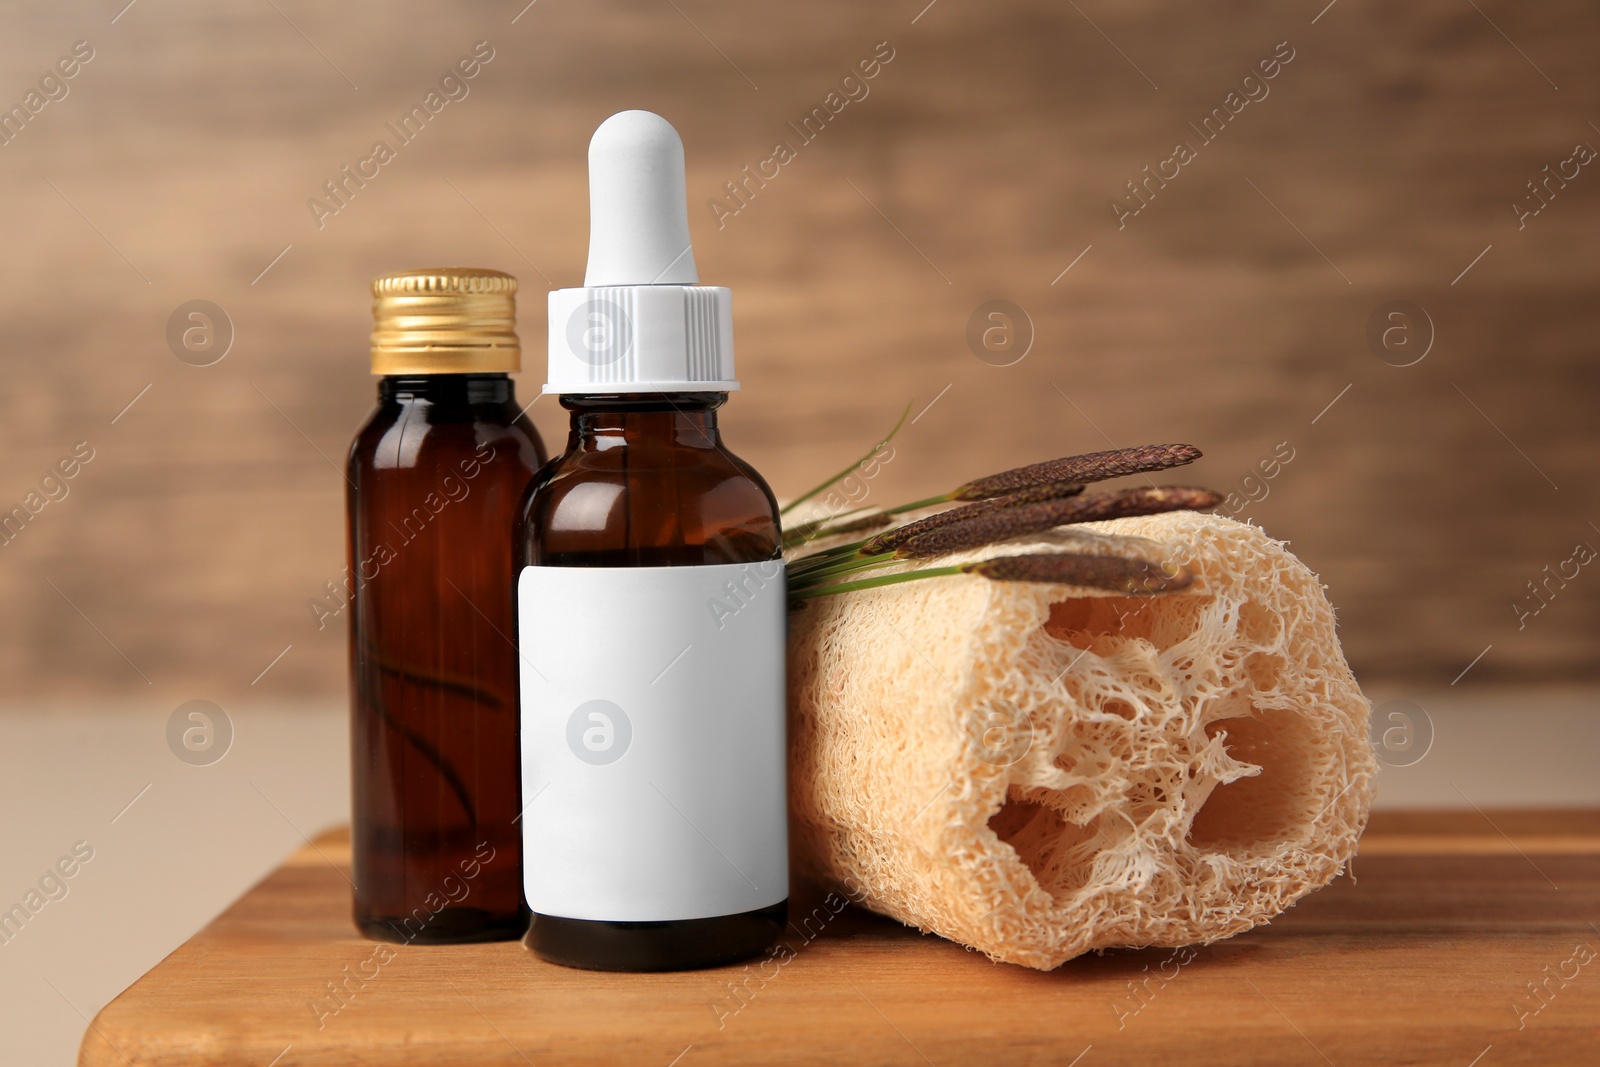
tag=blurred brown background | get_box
[1,0,1596,703]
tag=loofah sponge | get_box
[786,511,1376,970]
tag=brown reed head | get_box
[851,479,1086,554]
[874,485,1222,558]
[952,443,1203,501]
[963,553,1194,594]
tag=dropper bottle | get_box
[514,111,788,971]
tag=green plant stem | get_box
[788,550,898,586]
[786,542,875,577]
[783,505,878,549]
[789,564,967,600]
[779,401,910,517]
[789,539,871,567]
[786,493,954,546]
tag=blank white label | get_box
[518,561,788,922]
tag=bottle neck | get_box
[560,392,726,452]
[379,373,514,406]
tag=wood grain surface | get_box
[81,812,1600,1066]
[1,1,1597,701]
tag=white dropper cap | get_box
[546,110,735,394]
[584,111,698,286]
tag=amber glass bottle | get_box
[347,268,546,943]
[515,391,786,969]
[515,109,788,971]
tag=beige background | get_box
[1,0,1597,703]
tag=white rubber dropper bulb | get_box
[583,110,699,287]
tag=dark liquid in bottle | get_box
[348,372,546,943]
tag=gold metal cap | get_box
[369,267,520,375]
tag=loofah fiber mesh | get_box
[786,511,1376,970]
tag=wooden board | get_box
[81,811,1600,1065]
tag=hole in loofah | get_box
[988,795,1104,898]
[1237,601,1282,645]
[1043,595,1208,653]
[1187,711,1315,855]
[1245,651,1286,692]
[1103,699,1137,721]
[1026,779,1102,822]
